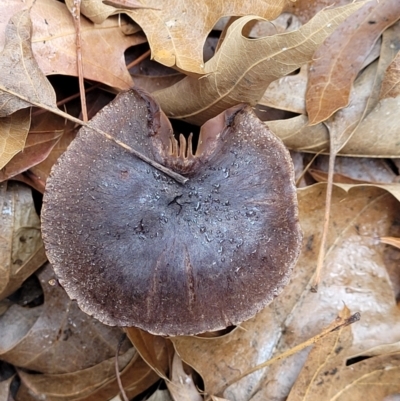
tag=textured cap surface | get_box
[41,89,302,336]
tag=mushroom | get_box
[41,89,302,336]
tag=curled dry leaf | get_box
[41,88,302,336]
[76,0,286,74]
[0,264,132,374]
[125,327,172,380]
[306,0,400,125]
[0,181,46,301]
[153,2,366,125]
[171,184,400,400]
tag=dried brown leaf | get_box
[16,348,135,401]
[269,22,400,157]
[77,0,286,74]
[291,352,400,400]
[287,306,354,400]
[0,109,31,170]
[259,65,308,114]
[0,181,45,301]
[380,51,400,99]
[166,354,202,401]
[306,0,400,125]
[125,327,172,380]
[0,9,56,117]
[154,2,366,125]
[172,184,400,400]
[0,376,15,401]
[312,156,397,184]
[0,111,65,180]
[31,0,146,90]
[284,0,356,24]
[0,264,131,374]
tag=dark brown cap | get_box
[41,89,302,336]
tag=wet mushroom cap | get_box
[41,89,302,336]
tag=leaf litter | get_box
[1,0,400,400]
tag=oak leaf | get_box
[76,0,287,74]
[153,2,366,125]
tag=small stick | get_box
[126,49,151,70]
[218,311,360,394]
[0,85,188,185]
[70,0,88,122]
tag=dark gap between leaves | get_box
[345,355,372,366]
[7,274,44,308]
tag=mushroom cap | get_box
[41,89,302,336]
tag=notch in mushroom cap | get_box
[41,88,302,336]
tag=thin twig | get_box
[70,0,88,121]
[311,139,336,292]
[126,49,151,70]
[115,334,129,401]
[0,85,188,185]
[217,312,360,395]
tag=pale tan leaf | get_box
[339,96,400,156]
[287,306,354,400]
[311,156,397,184]
[76,0,286,74]
[0,109,31,170]
[166,353,202,401]
[380,51,400,99]
[306,0,400,125]
[0,376,15,401]
[292,352,400,400]
[0,181,46,301]
[146,390,174,401]
[259,65,308,114]
[0,9,56,117]
[154,2,366,125]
